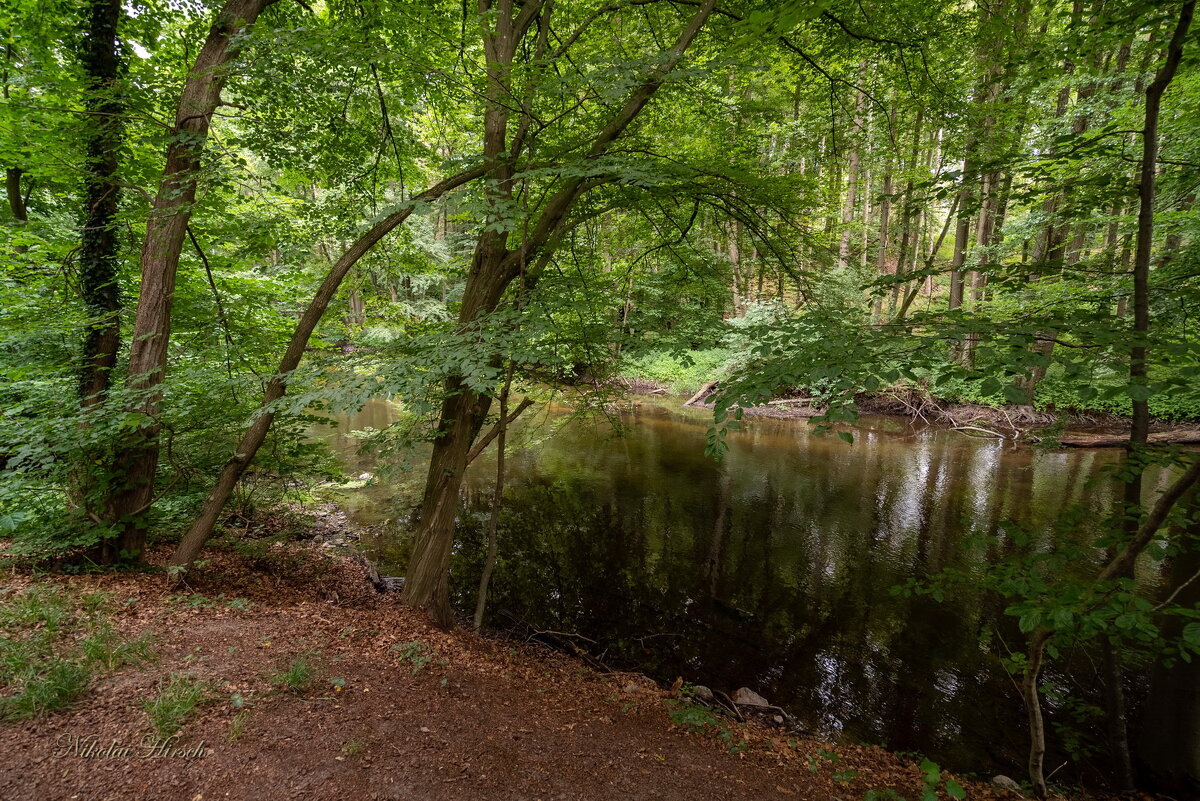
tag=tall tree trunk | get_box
[960,172,995,369]
[728,219,745,316]
[889,107,925,317]
[837,64,868,270]
[1111,17,1195,787]
[78,0,124,409]
[104,0,277,559]
[1125,0,1194,525]
[401,0,718,626]
[871,171,892,322]
[73,0,126,558]
[1019,5,1195,797]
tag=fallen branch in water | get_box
[950,424,1007,439]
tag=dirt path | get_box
[1,545,1032,801]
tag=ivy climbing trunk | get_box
[78,0,124,409]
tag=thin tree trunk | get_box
[472,367,512,630]
[1125,0,1194,522]
[871,171,892,322]
[1023,631,1050,799]
[401,0,717,626]
[889,108,924,317]
[728,219,744,316]
[947,162,974,314]
[1108,12,1195,790]
[167,166,487,575]
[960,172,995,369]
[893,192,958,323]
[837,63,868,270]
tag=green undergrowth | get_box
[144,673,208,736]
[0,583,153,720]
[619,349,734,396]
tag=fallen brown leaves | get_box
[0,542,1097,801]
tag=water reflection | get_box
[318,397,1151,779]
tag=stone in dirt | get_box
[731,687,770,707]
[991,775,1022,793]
[692,685,714,703]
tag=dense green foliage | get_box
[1,0,1199,794]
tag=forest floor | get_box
[0,538,1064,801]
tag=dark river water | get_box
[318,397,1171,781]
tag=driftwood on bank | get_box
[677,381,1200,448]
[1056,430,1200,448]
[684,380,720,407]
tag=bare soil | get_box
[0,542,1055,801]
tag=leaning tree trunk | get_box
[166,166,487,576]
[105,0,276,560]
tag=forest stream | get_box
[318,397,1177,784]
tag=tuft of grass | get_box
[81,623,153,670]
[0,657,92,720]
[0,584,154,721]
[271,653,318,693]
[228,709,252,742]
[143,673,208,737]
[0,584,72,630]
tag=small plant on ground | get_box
[228,708,252,742]
[81,622,153,669]
[271,652,318,693]
[860,758,966,801]
[392,641,436,674]
[144,673,208,737]
[665,699,726,732]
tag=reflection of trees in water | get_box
[428,409,1137,779]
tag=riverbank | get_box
[619,377,1200,446]
[0,539,1043,801]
